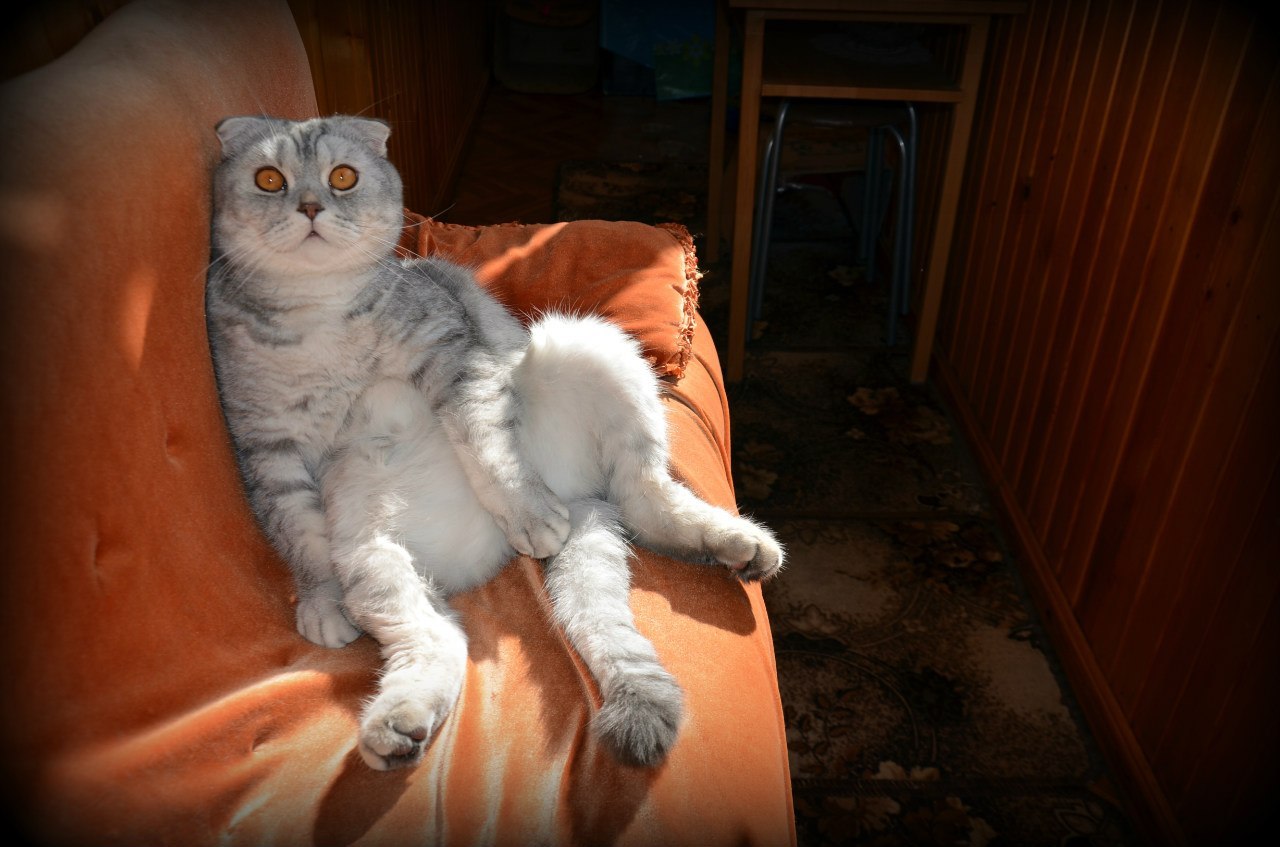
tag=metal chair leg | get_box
[749,100,790,330]
[748,133,774,328]
[746,100,917,348]
[865,126,885,290]
[884,124,909,345]
[900,103,918,318]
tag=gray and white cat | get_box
[206,115,783,771]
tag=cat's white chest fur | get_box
[325,378,512,595]
[249,312,377,444]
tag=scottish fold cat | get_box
[206,115,783,770]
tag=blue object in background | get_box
[600,0,714,100]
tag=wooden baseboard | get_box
[930,351,1186,847]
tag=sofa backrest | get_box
[0,0,318,799]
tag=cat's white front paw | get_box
[497,483,571,559]
[594,670,685,767]
[357,668,463,771]
[296,582,362,648]
[709,519,785,582]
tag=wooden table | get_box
[707,0,1023,383]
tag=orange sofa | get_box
[0,1,794,845]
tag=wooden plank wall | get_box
[931,1,1279,843]
[288,0,490,216]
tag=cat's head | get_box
[211,115,403,283]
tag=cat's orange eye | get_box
[254,167,286,192]
[329,165,358,190]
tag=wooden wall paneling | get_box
[1174,486,1280,835]
[415,2,441,210]
[1216,591,1280,833]
[289,1,489,215]
[943,7,1027,376]
[288,0,327,107]
[1194,505,1280,837]
[1149,339,1280,828]
[980,1,1090,446]
[318,0,375,116]
[1002,0,1135,485]
[932,0,1279,839]
[1150,356,1280,833]
[1059,2,1247,612]
[1013,0,1146,545]
[417,2,446,213]
[952,2,1052,386]
[969,0,1073,421]
[1091,41,1279,701]
[1023,0,1187,564]
[1139,194,1280,757]
[1015,0,1159,545]
[1129,354,1280,763]
[369,1,414,208]
[1041,0,1208,590]
[422,3,489,216]
[1124,60,1280,746]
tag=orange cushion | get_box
[0,1,794,844]
[399,212,701,380]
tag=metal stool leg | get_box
[884,124,909,345]
[748,100,790,331]
[747,133,774,328]
[861,126,884,288]
[857,129,874,266]
[900,103,917,319]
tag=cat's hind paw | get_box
[709,518,785,583]
[594,670,684,767]
[296,586,362,648]
[498,483,571,560]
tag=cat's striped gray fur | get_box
[206,115,783,770]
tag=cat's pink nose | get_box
[298,201,323,220]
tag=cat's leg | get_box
[613,461,785,583]
[237,436,361,647]
[322,415,469,770]
[544,498,684,766]
[519,313,784,581]
[335,531,468,770]
[295,573,363,649]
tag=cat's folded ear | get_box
[215,116,275,159]
[335,116,392,158]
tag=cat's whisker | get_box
[350,242,408,276]
[425,202,456,221]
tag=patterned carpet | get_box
[555,160,1138,847]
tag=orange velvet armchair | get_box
[0,2,794,844]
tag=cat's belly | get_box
[327,380,512,596]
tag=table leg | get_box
[726,11,765,384]
[707,0,731,263]
[909,17,990,383]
